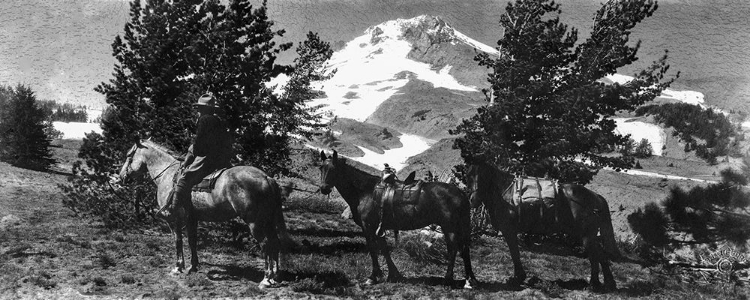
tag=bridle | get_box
[124,145,179,183]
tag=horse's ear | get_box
[319,150,327,161]
[332,150,338,160]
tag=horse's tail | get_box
[268,177,294,247]
[597,195,621,261]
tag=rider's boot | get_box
[170,180,191,213]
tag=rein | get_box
[147,161,180,184]
[152,161,181,218]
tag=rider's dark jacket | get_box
[181,114,232,184]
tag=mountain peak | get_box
[364,15,455,46]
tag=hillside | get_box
[0,139,746,299]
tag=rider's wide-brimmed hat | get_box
[193,93,219,108]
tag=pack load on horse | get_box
[118,93,289,288]
[465,162,620,291]
[318,151,478,288]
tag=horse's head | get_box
[318,150,341,195]
[119,139,147,182]
[465,164,484,208]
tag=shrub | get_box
[398,233,446,265]
[96,251,116,269]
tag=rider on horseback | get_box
[170,92,233,213]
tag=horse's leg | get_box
[500,224,526,285]
[377,235,402,282]
[186,211,199,273]
[248,222,277,288]
[601,256,616,291]
[364,233,384,285]
[169,214,185,274]
[458,228,478,289]
[581,234,602,290]
[264,221,281,285]
[592,232,616,291]
[443,231,458,287]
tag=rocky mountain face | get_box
[308,15,494,173]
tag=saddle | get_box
[193,168,229,192]
[181,168,230,193]
[374,171,421,220]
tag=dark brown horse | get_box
[119,140,286,288]
[318,150,478,288]
[465,163,620,291]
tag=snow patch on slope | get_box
[53,122,102,139]
[604,74,706,106]
[452,29,500,55]
[352,134,435,171]
[614,118,665,155]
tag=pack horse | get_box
[466,163,620,291]
[119,140,286,288]
[318,150,478,288]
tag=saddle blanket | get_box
[511,176,558,205]
[192,168,229,192]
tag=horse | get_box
[118,139,287,288]
[465,162,620,291]
[318,150,478,288]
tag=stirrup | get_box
[376,223,386,237]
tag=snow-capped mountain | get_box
[306,15,718,174]
[307,16,492,171]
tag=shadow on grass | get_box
[203,263,266,283]
[290,238,368,255]
[281,270,360,297]
[400,276,484,290]
[289,227,362,238]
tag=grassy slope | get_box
[0,141,747,299]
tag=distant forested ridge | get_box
[635,103,743,163]
[37,100,89,123]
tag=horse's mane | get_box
[335,156,381,186]
[141,140,181,159]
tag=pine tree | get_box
[65,0,334,226]
[452,0,676,184]
[634,138,653,158]
[0,84,55,170]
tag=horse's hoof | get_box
[364,278,378,286]
[604,282,617,292]
[188,267,199,274]
[589,281,604,292]
[259,278,280,289]
[444,278,455,288]
[464,278,479,289]
[506,276,525,286]
[387,274,403,283]
[170,267,184,275]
